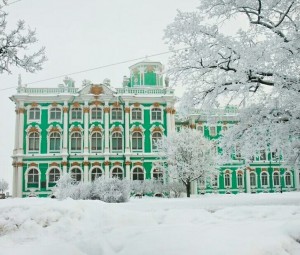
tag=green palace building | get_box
[11,60,300,197]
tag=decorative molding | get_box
[190,124,196,129]
[113,162,122,166]
[237,170,243,174]
[18,108,25,114]
[72,102,81,108]
[171,109,176,114]
[62,161,68,166]
[134,162,143,166]
[63,107,69,113]
[71,126,82,132]
[132,127,143,132]
[104,161,110,166]
[31,102,38,107]
[49,127,61,133]
[83,107,90,113]
[90,85,103,95]
[112,102,120,107]
[50,162,59,167]
[165,107,172,114]
[152,127,162,132]
[16,162,23,167]
[104,107,110,113]
[83,161,89,166]
[133,102,140,107]
[28,126,40,133]
[224,169,231,174]
[112,126,122,132]
[91,126,102,132]
[91,100,103,106]
[71,162,80,167]
[124,107,130,113]
[198,122,203,125]
[125,161,131,166]
[92,162,101,166]
[29,162,38,167]
[153,102,160,107]
[51,102,58,107]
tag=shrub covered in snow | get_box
[0,179,9,194]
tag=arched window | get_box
[132,167,144,181]
[132,132,142,151]
[153,169,163,181]
[132,108,142,121]
[29,107,40,120]
[28,132,40,152]
[49,168,61,182]
[91,167,103,181]
[112,167,123,179]
[91,107,102,121]
[261,172,269,186]
[112,132,123,151]
[211,175,218,187]
[273,172,280,186]
[28,168,39,184]
[285,172,292,186]
[151,108,162,121]
[250,172,256,187]
[111,107,122,121]
[91,132,102,151]
[71,168,82,182]
[49,132,61,152]
[224,173,231,187]
[237,173,243,187]
[197,125,203,133]
[71,108,82,121]
[152,132,162,151]
[50,107,61,121]
[71,132,82,151]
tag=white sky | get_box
[0,0,200,189]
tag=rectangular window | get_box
[210,126,216,136]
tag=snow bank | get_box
[0,193,300,255]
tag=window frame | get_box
[70,132,82,152]
[70,167,83,182]
[49,132,61,153]
[49,107,62,122]
[111,107,123,122]
[111,132,123,152]
[131,131,143,152]
[151,132,162,152]
[90,167,103,181]
[151,107,163,123]
[90,106,103,122]
[111,167,124,179]
[90,132,103,152]
[132,167,145,181]
[28,107,41,122]
[28,132,40,153]
[71,107,82,122]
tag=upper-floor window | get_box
[29,107,40,121]
[71,108,82,121]
[209,126,216,136]
[49,132,61,152]
[151,108,162,121]
[70,132,82,151]
[152,132,162,151]
[111,107,122,121]
[132,108,142,121]
[91,132,102,152]
[28,132,40,152]
[91,107,102,121]
[112,132,123,151]
[132,132,143,151]
[50,107,62,121]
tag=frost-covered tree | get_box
[157,128,217,197]
[0,1,46,74]
[165,0,300,165]
[0,179,8,194]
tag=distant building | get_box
[10,61,299,197]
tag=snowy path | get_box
[0,193,300,255]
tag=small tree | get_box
[0,179,8,194]
[157,128,217,197]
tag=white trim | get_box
[260,171,269,188]
[69,166,84,182]
[89,166,104,181]
[26,105,42,124]
[69,105,83,123]
[150,105,163,124]
[284,170,293,187]
[110,105,124,123]
[48,105,63,124]
[25,167,41,191]
[46,166,62,190]
[131,166,146,181]
[249,171,257,188]
[236,170,244,188]
[272,170,281,187]
[90,105,103,123]
[130,104,144,124]
[110,166,124,179]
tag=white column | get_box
[62,160,67,175]
[83,158,89,182]
[18,106,25,155]
[83,103,89,154]
[14,107,19,154]
[166,107,172,135]
[246,169,251,193]
[62,103,69,155]
[104,157,110,179]
[125,157,130,180]
[125,104,130,153]
[104,104,110,153]
[12,165,17,197]
[17,162,23,197]
[294,168,300,191]
[171,108,176,131]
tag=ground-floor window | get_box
[71,168,82,182]
[28,168,39,184]
[111,167,123,179]
[237,173,243,187]
[224,173,231,187]
[261,172,269,186]
[285,172,292,186]
[132,167,144,181]
[91,167,103,181]
[49,168,61,182]
[273,172,280,186]
[250,172,256,187]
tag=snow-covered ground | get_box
[1,193,300,255]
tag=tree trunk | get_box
[186,181,191,197]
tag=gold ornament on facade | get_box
[16,162,23,167]
[104,107,110,113]
[165,107,172,114]
[125,107,130,113]
[50,127,60,133]
[50,162,59,167]
[171,109,176,114]
[113,162,122,166]
[190,124,196,129]
[92,162,101,166]
[71,127,81,132]
[104,161,110,166]
[224,169,231,174]
[29,162,38,167]
[153,102,160,107]
[152,127,162,132]
[83,107,90,113]
[31,102,38,107]
[71,162,80,166]
[134,162,143,166]
[132,127,142,132]
[147,65,154,72]
[112,102,120,107]
[90,85,103,95]
[62,161,68,166]
[133,102,140,107]
[237,170,243,174]
[18,108,25,114]
[91,100,103,106]
[51,102,58,107]
[113,127,122,132]
[73,102,80,108]
[125,161,131,166]
[63,107,69,113]
[83,161,89,166]
[29,127,39,133]
[92,126,102,132]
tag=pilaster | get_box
[125,158,131,180]
[62,103,69,155]
[104,103,110,153]
[294,168,300,191]
[246,168,251,193]
[17,161,23,198]
[17,104,25,155]
[83,103,89,154]
[83,159,89,182]
[125,103,130,153]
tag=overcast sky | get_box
[0,0,200,189]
